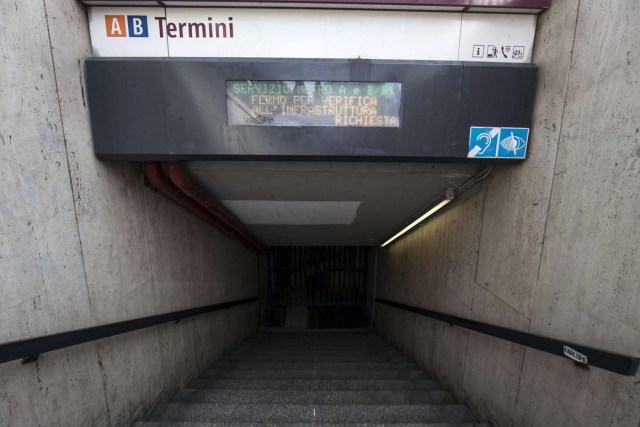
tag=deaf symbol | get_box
[476,127,500,155]
[476,133,492,155]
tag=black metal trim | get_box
[0,297,258,365]
[376,298,639,376]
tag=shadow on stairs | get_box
[134,332,489,426]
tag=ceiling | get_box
[185,161,482,246]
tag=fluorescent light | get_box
[381,188,455,247]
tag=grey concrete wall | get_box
[0,1,257,426]
[376,1,640,426]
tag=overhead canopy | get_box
[79,0,549,14]
[85,58,535,245]
[185,161,483,245]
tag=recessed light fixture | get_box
[381,188,455,247]
[220,200,361,225]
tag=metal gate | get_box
[266,246,369,328]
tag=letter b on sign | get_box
[127,15,148,38]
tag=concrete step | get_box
[229,345,400,354]
[231,342,393,349]
[232,340,395,346]
[229,340,396,348]
[135,333,487,427]
[187,378,441,391]
[157,403,474,424]
[230,348,402,353]
[172,389,455,405]
[213,361,418,370]
[221,355,408,363]
[228,348,399,357]
[239,330,385,342]
[232,335,389,347]
[135,422,485,427]
[203,369,428,380]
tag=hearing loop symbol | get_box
[476,127,500,155]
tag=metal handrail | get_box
[376,298,639,376]
[0,297,258,365]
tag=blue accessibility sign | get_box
[497,127,529,159]
[468,126,529,159]
[468,127,500,158]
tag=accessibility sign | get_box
[497,127,529,158]
[468,127,500,158]
[468,126,529,159]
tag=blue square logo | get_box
[497,128,529,159]
[127,15,148,38]
[468,127,500,158]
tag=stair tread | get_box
[157,403,475,423]
[173,389,455,405]
[187,378,441,391]
[136,422,483,427]
[221,356,409,362]
[137,332,485,426]
[213,362,418,371]
[226,352,404,358]
[203,369,428,380]
[231,345,395,350]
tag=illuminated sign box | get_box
[226,81,401,127]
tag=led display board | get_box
[227,80,401,127]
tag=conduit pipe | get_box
[165,162,264,251]
[142,162,262,251]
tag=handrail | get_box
[0,297,258,365]
[376,298,639,376]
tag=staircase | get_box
[135,332,487,426]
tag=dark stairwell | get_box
[134,332,488,426]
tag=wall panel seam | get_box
[41,0,94,313]
[528,0,582,332]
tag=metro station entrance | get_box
[13,2,640,426]
[266,246,369,329]
[83,2,539,331]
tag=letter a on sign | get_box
[105,15,127,37]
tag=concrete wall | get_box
[376,2,640,426]
[0,1,257,425]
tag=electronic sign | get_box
[227,80,401,127]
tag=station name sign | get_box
[88,7,536,62]
[104,15,234,39]
[226,81,402,127]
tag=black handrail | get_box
[0,297,258,365]
[376,298,639,376]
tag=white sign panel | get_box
[165,8,460,60]
[89,7,168,57]
[87,7,536,62]
[459,14,536,63]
